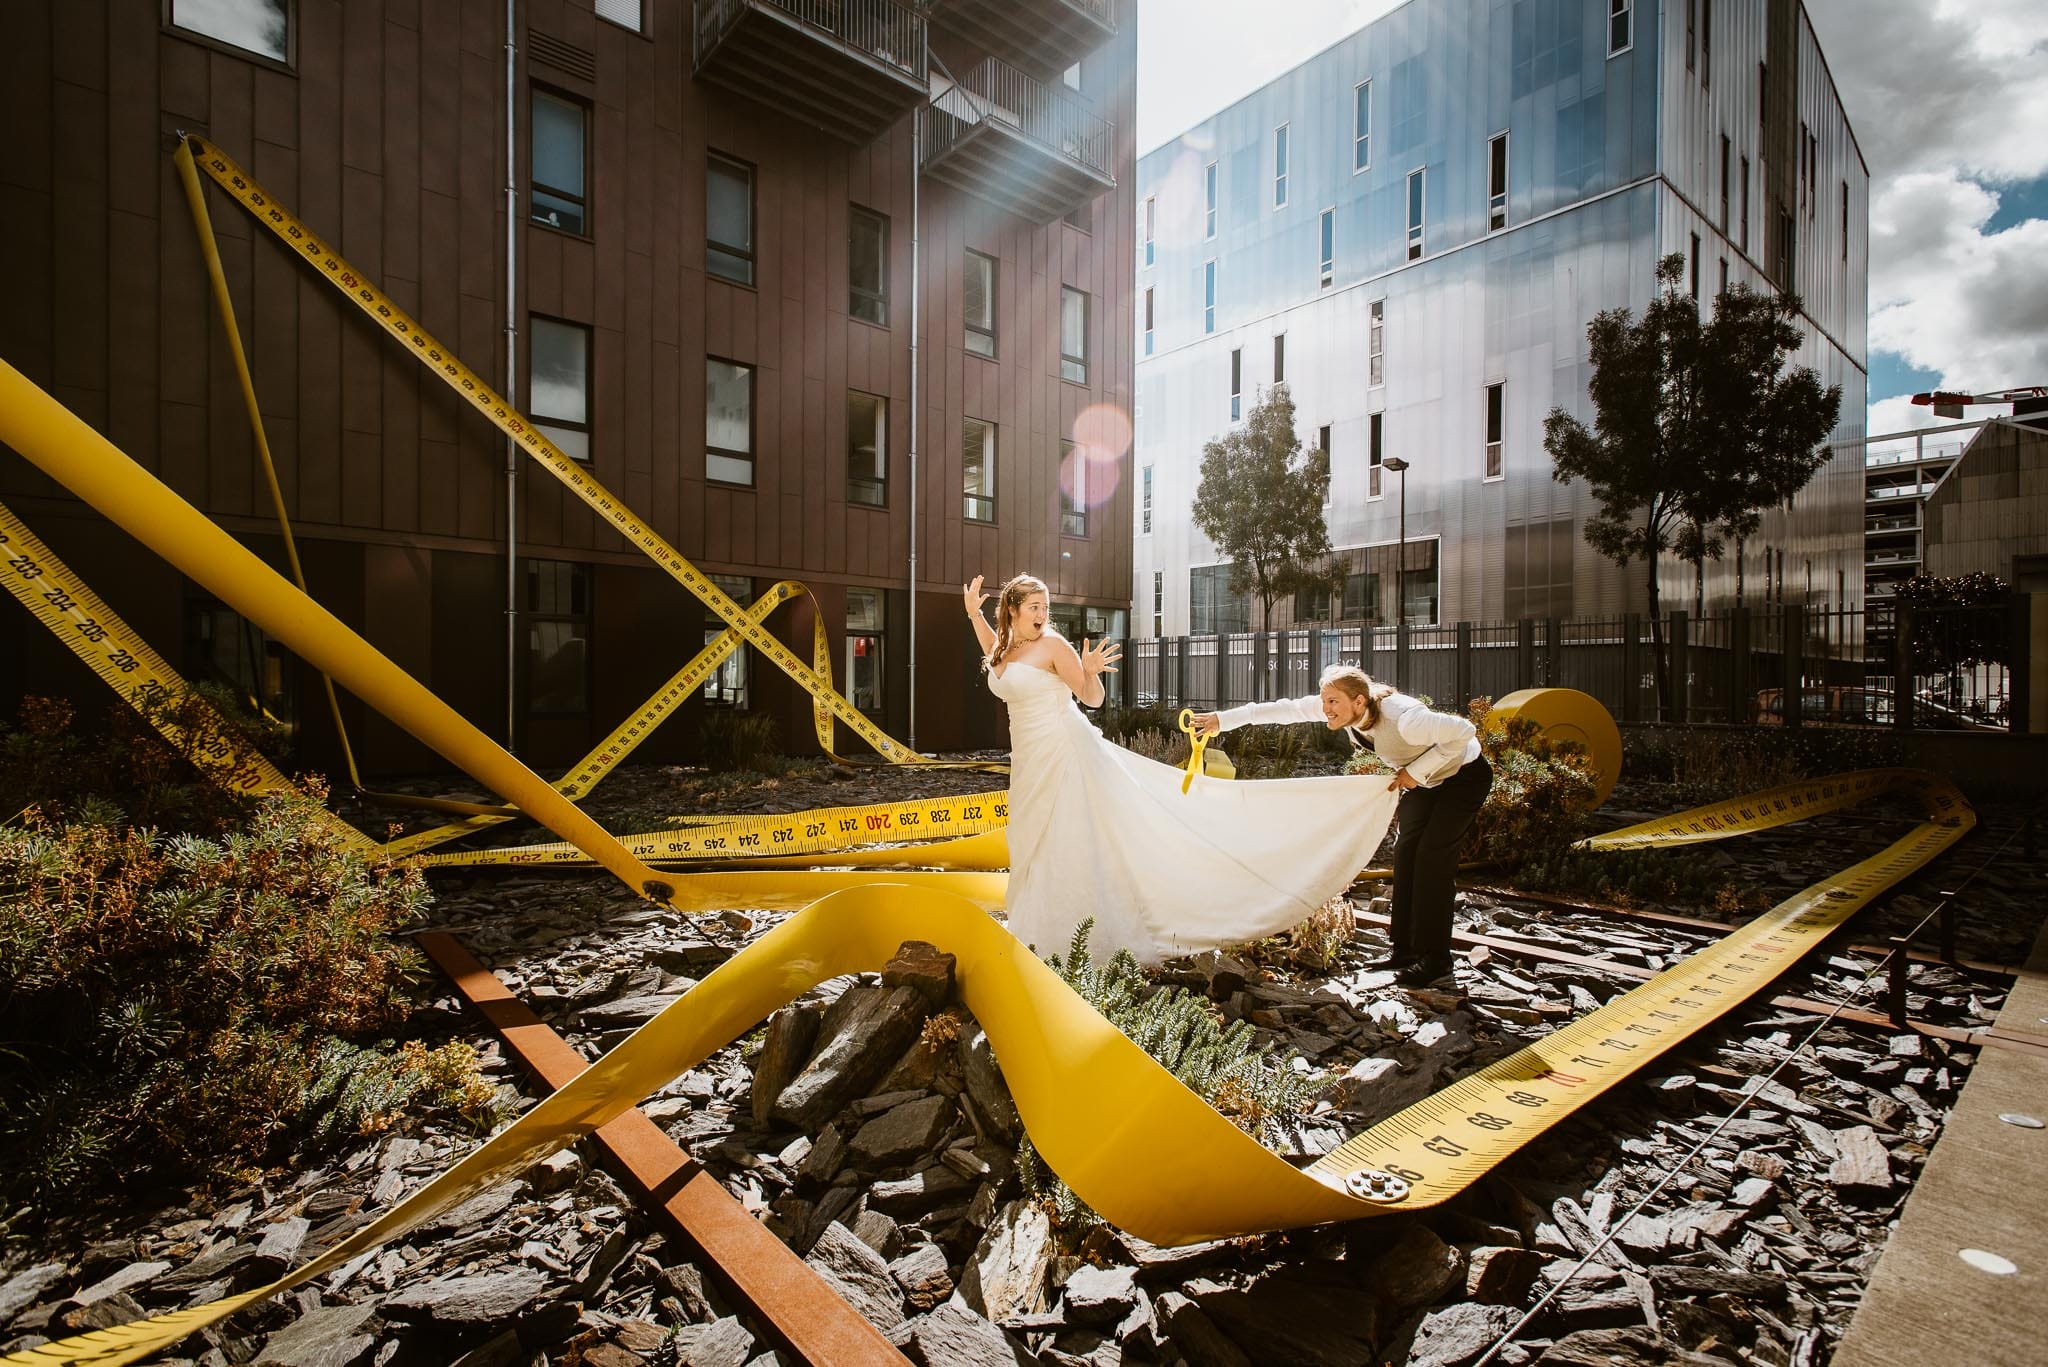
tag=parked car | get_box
[1754,686,2000,730]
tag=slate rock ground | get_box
[3,762,2039,1366]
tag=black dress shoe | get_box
[1394,958,1455,987]
[1365,953,1418,972]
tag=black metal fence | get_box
[1113,603,2027,733]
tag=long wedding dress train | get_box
[989,663,1400,967]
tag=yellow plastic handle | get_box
[1177,708,1209,794]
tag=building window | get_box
[963,418,996,523]
[1151,571,1164,637]
[1484,381,1504,480]
[846,589,884,713]
[1487,133,1508,232]
[531,89,587,234]
[1229,348,1241,422]
[1141,465,1153,534]
[1719,256,1730,296]
[1317,424,1331,507]
[1690,232,1700,300]
[1759,62,1768,131]
[1607,0,1632,56]
[1719,135,1730,230]
[1740,155,1751,252]
[706,358,754,485]
[849,206,888,326]
[1685,0,1696,72]
[1142,196,1155,267]
[1143,287,1154,356]
[1369,299,1385,386]
[1203,260,1216,333]
[1353,80,1372,171]
[706,154,754,286]
[524,559,590,715]
[595,0,642,31]
[1342,541,1442,626]
[1504,517,1576,621]
[1062,61,1082,91]
[1779,211,1795,285]
[964,250,997,358]
[1368,411,1384,499]
[1406,169,1425,261]
[847,391,886,507]
[1701,0,1712,86]
[530,316,591,462]
[703,573,752,708]
[169,0,289,63]
[1064,196,1093,234]
[1060,440,1087,537]
[1190,565,1249,635]
[1273,333,1286,385]
[1841,181,1849,259]
[1273,124,1289,208]
[1204,161,1217,239]
[1294,581,1332,624]
[1060,287,1088,384]
[184,594,295,732]
[1319,208,1334,287]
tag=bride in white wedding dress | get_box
[966,573,1400,967]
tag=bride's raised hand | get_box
[963,575,989,616]
[1080,637,1121,676]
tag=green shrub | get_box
[1093,703,1185,743]
[1019,920,1320,1233]
[698,708,781,773]
[1346,697,1601,868]
[1115,727,1190,767]
[0,785,495,1203]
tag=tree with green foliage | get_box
[1191,384,1338,630]
[1891,572,2014,703]
[1544,254,1840,708]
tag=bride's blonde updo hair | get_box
[1319,663,1395,731]
[984,573,1050,672]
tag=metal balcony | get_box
[920,57,1115,222]
[918,0,1116,78]
[694,0,929,144]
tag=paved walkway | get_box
[1833,912,2048,1366]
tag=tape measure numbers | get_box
[418,789,1011,868]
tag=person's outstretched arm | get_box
[1048,632,1120,708]
[963,576,997,659]
[1191,694,1323,735]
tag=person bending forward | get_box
[1195,665,1492,987]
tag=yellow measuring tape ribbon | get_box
[7,768,1973,1366]
[0,500,379,852]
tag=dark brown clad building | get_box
[0,0,1137,771]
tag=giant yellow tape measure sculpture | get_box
[0,137,1976,1364]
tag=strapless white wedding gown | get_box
[988,663,1400,967]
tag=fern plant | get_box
[1020,920,1321,1234]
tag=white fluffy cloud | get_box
[1806,0,2048,433]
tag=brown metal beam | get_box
[415,932,911,1367]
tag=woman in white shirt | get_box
[1193,664,1492,987]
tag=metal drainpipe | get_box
[907,104,922,751]
[503,0,520,750]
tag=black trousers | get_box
[1388,755,1493,964]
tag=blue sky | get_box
[1137,0,2048,440]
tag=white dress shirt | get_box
[1216,690,1480,787]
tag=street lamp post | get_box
[1382,456,1410,627]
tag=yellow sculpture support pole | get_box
[0,359,671,900]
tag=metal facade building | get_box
[1131,0,1867,638]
